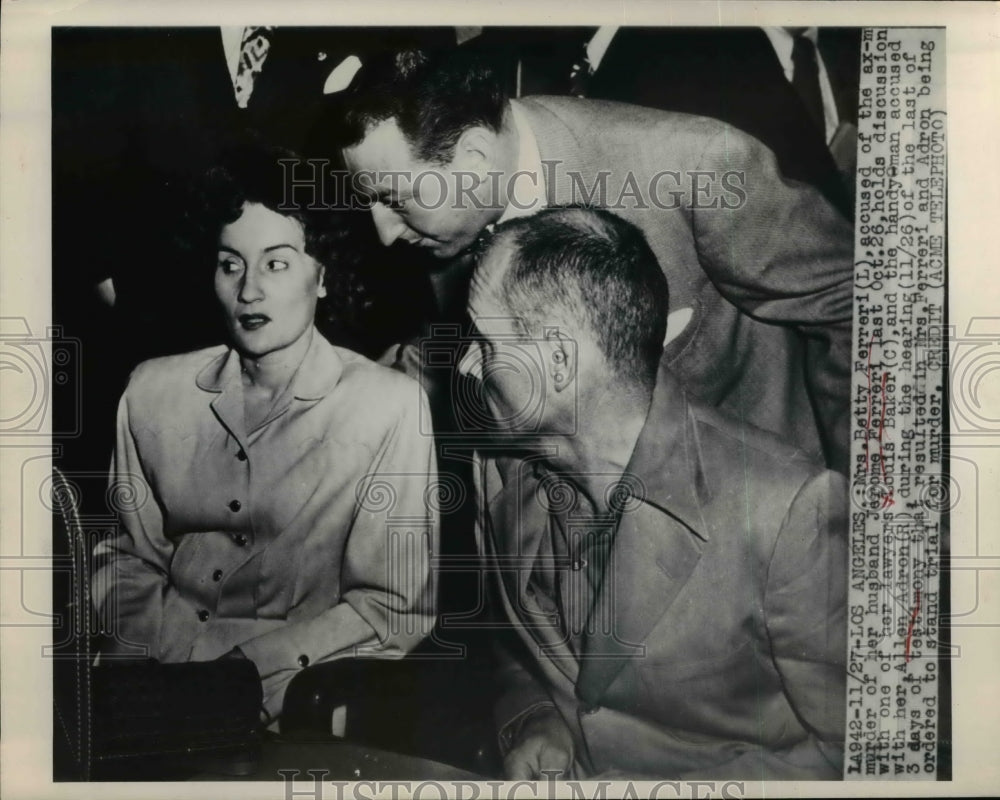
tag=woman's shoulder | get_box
[318,338,412,386]
[322,340,428,418]
[125,345,229,396]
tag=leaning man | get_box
[463,207,847,780]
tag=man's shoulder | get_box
[678,400,846,568]
[517,95,759,180]
[519,95,734,139]
[688,398,826,487]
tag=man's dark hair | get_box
[486,207,669,390]
[335,47,507,164]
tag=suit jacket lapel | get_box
[576,499,703,705]
[485,456,580,681]
[577,365,712,705]
[486,468,546,607]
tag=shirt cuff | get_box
[498,701,559,756]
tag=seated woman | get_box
[92,142,438,721]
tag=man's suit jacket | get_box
[481,368,848,778]
[585,27,860,219]
[515,96,854,472]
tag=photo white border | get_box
[2,1,997,797]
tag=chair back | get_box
[51,466,93,780]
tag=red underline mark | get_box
[878,370,894,508]
[904,588,922,663]
[865,333,894,507]
[879,371,889,445]
[865,333,875,474]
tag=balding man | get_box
[463,207,847,780]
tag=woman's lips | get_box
[238,314,270,331]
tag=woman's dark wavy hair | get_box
[181,136,371,335]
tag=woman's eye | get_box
[218,259,243,275]
[267,259,290,271]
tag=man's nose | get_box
[238,269,265,303]
[457,342,483,381]
[370,202,409,246]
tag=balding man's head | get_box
[472,207,669,392]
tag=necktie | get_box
[233,26,274,110]
[550,494,616,654]
[525,476,577,648]
[521,471,619,653]
[791,33,825,134]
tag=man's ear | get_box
[316,264,328,299]
[543,327,576,394]
[451,126,496,179]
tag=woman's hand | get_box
[503,707,575,780]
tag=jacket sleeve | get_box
[91,385,202,659]
[493,633,560,756]
[686,469,848,780]
[658,470,848,781]
[474,455,565,756]
[764,469,848,773]
[234,387,439,717]
[768,469,849,737]
[690,127,854,473]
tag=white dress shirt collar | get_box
[219,27,245,88]
[586,26,620,72]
